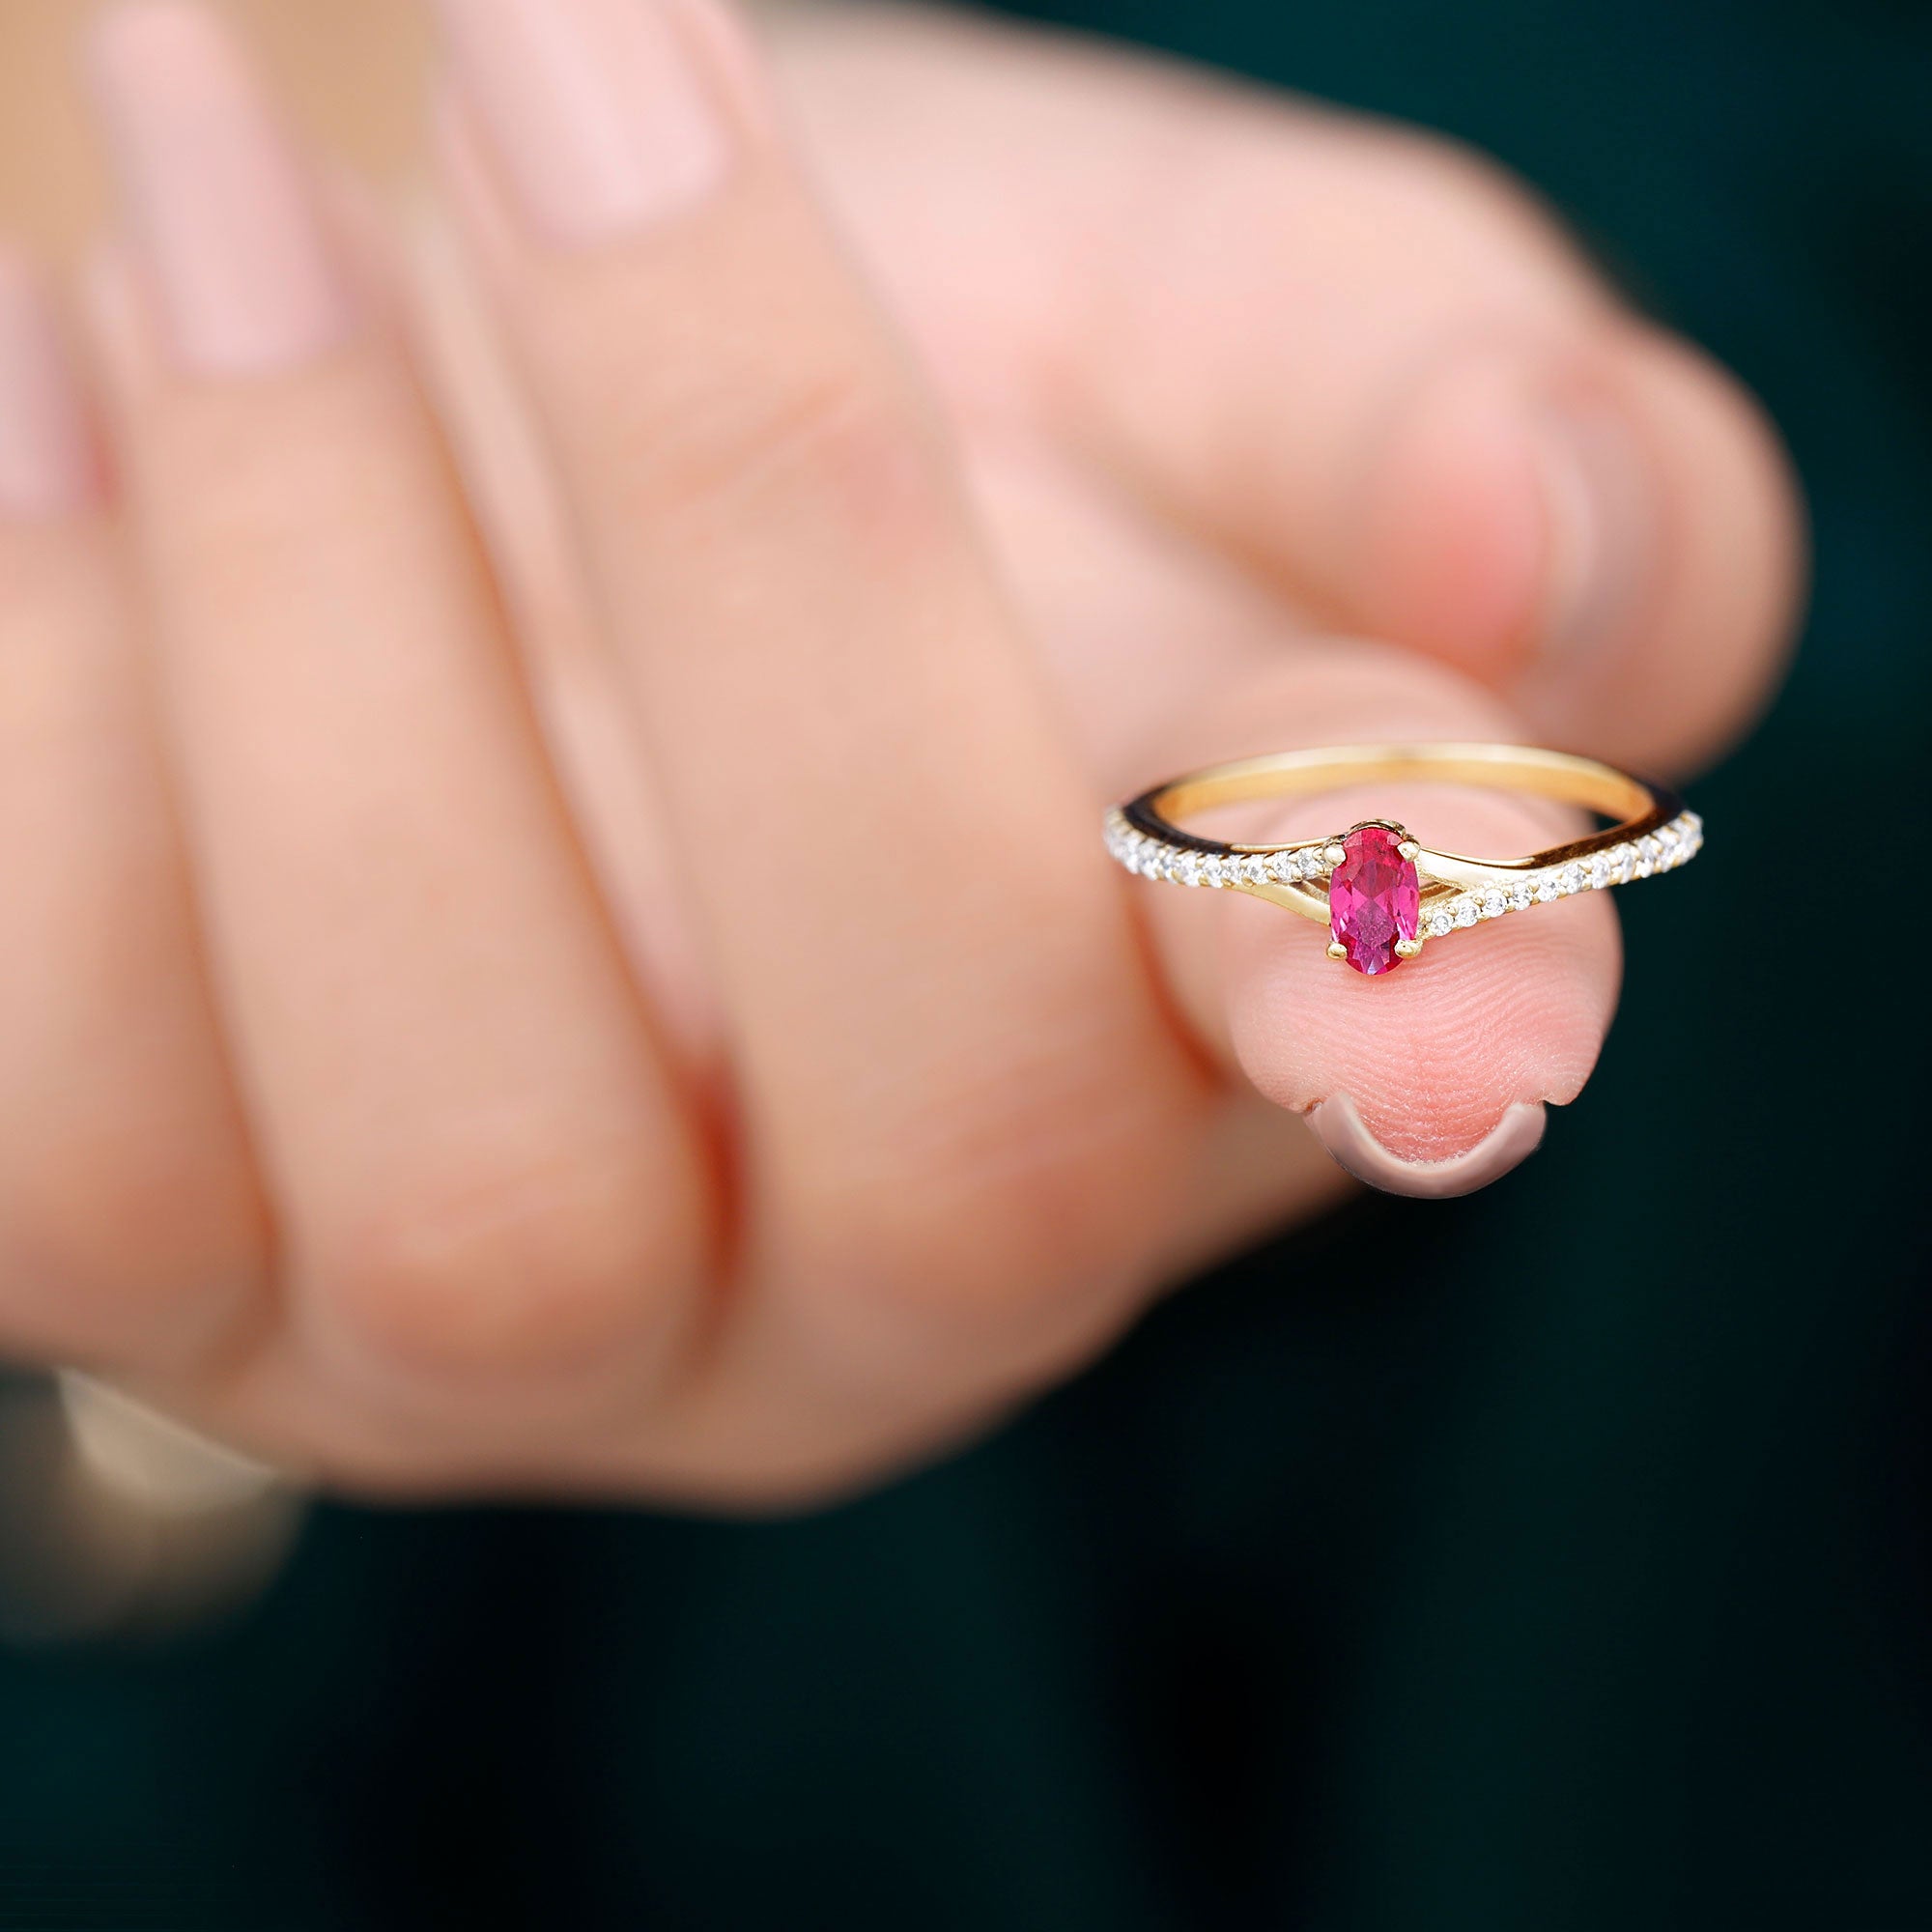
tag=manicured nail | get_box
[433,0,728,245]
[0,249,100,517]
[1304,1094,1546,1200]
[88,2,355,376]
[1536,401,1658,661]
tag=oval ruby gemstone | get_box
[1327,825,1420,975]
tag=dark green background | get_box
[4,0,1930,1926]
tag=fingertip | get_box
[1198,732,1622,1168]
[1225,887,1615,1165]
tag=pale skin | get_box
[0,0,1801,1506]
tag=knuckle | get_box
[527,213,953,556]
[1290,121,1589,301]
[1380,128,1570,247]
[317,1138,695,1383]
[641,363,927,537]
[593,337,940,547]
[1163,101,1591,318]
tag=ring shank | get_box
[1125,741,1681,870]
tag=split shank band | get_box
[1103,742,1703,976]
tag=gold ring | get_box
[1104,742,1701,976]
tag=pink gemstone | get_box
[1327,825,1420,975]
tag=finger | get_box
[86,4,710,1403]
[429,0,1202,1367]
[395,205,724,1075]
[1138,640,1623,1197]
[0,245,270,1370]
[775,13,1804,775]
[937,424,1616,1200]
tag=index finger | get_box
[429,0,1201,1329]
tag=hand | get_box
[0,0,1800,1505]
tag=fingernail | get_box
[1535,400,1658,661]
[87,2,355,376]
[0,249,100,517]
[433,0,728,245]
[1304,1094,1547,1200]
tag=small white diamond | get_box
[1535,875,1559,902]
[1264,851,1295,883]
[1177,853,1202,887]
[1453,897,1479,929]
[1508,880,1535,912]
[1204,856,1229,887]
[1588,852,1613,889]
[1297,848,1324,878]
[1559,864,1585,895]
[1426,908,1454,939]
[1480,889,1508,920]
